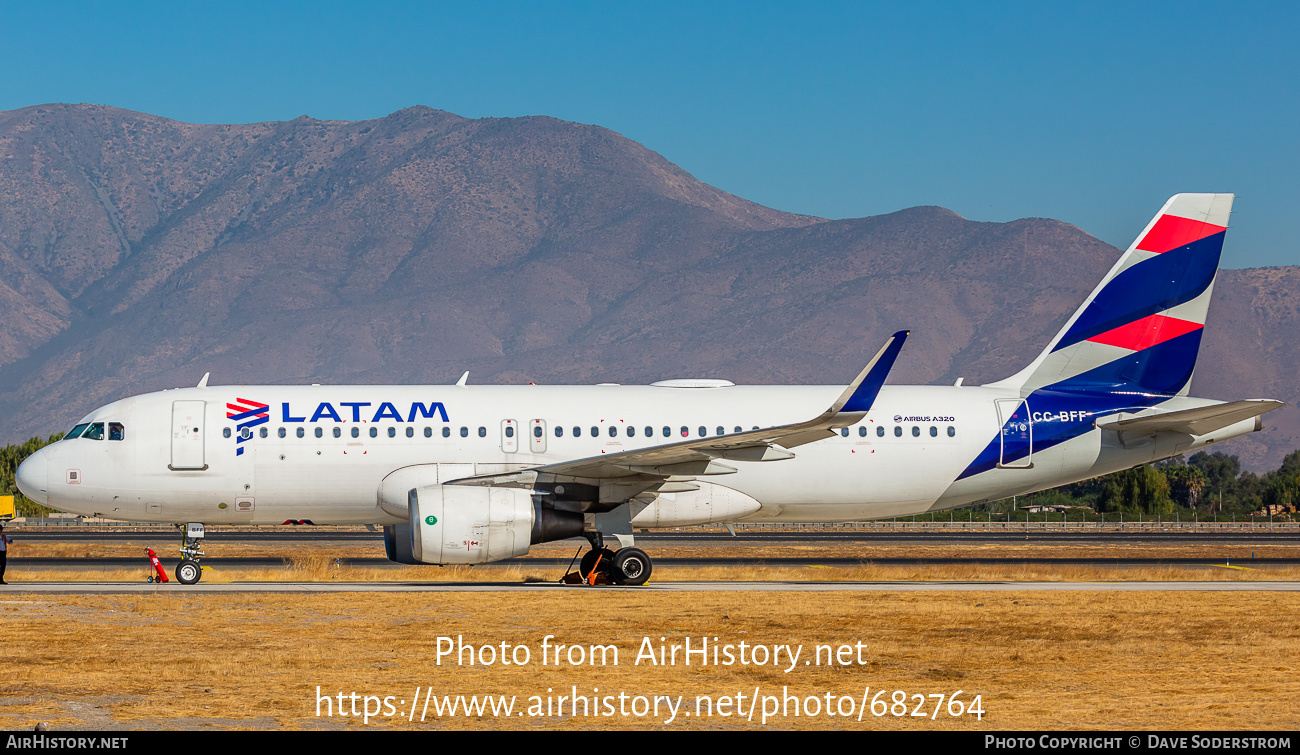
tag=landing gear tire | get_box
[176,559,202,585]
[612,547,652,586]
[579,548,616,580]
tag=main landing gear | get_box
[567,533,653,586]
[175,522,206,585]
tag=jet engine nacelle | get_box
[409,485,535,565]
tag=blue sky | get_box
[1,1,1296,267]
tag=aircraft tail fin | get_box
[988,193,1233,397]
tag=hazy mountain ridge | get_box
[0,104,1293,471]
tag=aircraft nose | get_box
[15,448,49,506]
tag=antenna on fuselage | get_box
[197,372,210,388]
[456,371,469,387]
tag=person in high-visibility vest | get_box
[0,524,10,584]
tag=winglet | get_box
[456,371,469,387]
[197,372,210,389]
[833,330,909,414]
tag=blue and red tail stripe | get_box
[1085,313,1202,352]
[961,195,1234,482]
[1135,215,1226,254]
[1053,229,1224,351]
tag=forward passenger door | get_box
[170,400,207,470]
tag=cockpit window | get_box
[66,423,89,440]
[82,422,105,440]
[108,422,125,441]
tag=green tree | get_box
[1163,464,1208,509]
[1099,464,1172,515]
[1259,450,1300,513]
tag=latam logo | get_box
[226,399,451,456]
[227,398,270,456]
[281,401,449,424]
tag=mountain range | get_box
[0,104,1294,471]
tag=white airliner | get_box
[14,194,1283,585]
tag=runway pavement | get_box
[5,580,1299,594]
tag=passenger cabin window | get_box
[505,426,515,438]
[332,427,341,438]
[315,428,323,438]
[222,428,232,439]
[258,427,267,439]
[278,428,286,438]
[608,426,617,438]
[477,427,486,438]
[425,427,433,438]
[859,427,867,437]
[947,426,956,437]
[442,427,450,438]
[627,426,635,437]
[83,422,105,440]
[893,426,902,437]
[840,428,849,437]
[108,423,125,440]
[388,427,397,438]
[554,427,563,437]
[663,427,671,437]
[698,426,706,437]
[930,426,938,437]
[572,426,581,437]
[297,428,305,438]
[241,428,252,440]
[590,426,599,437]
[66,423,90,439]
[645,426,653,437]
[460,427,469,437]
[717,426,725,436]
[351,427,360,438]
[370,427,378,438]
[734,426,743,434]
[406,427,414,438]
[911,426,920,437]
[681,426,689,437]
[534,426,543,438]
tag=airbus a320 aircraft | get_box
[15,194,1283,585]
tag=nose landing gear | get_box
[175,522,206,585]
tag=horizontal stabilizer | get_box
[1097,399,1284,437]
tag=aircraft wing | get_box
[445,331,909,494]
[1096,399,1284,437]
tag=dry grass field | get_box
[1,589,1298,731]
[10,536,1300,562]
[7,560,1300,584]
[5,533,1297,731]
